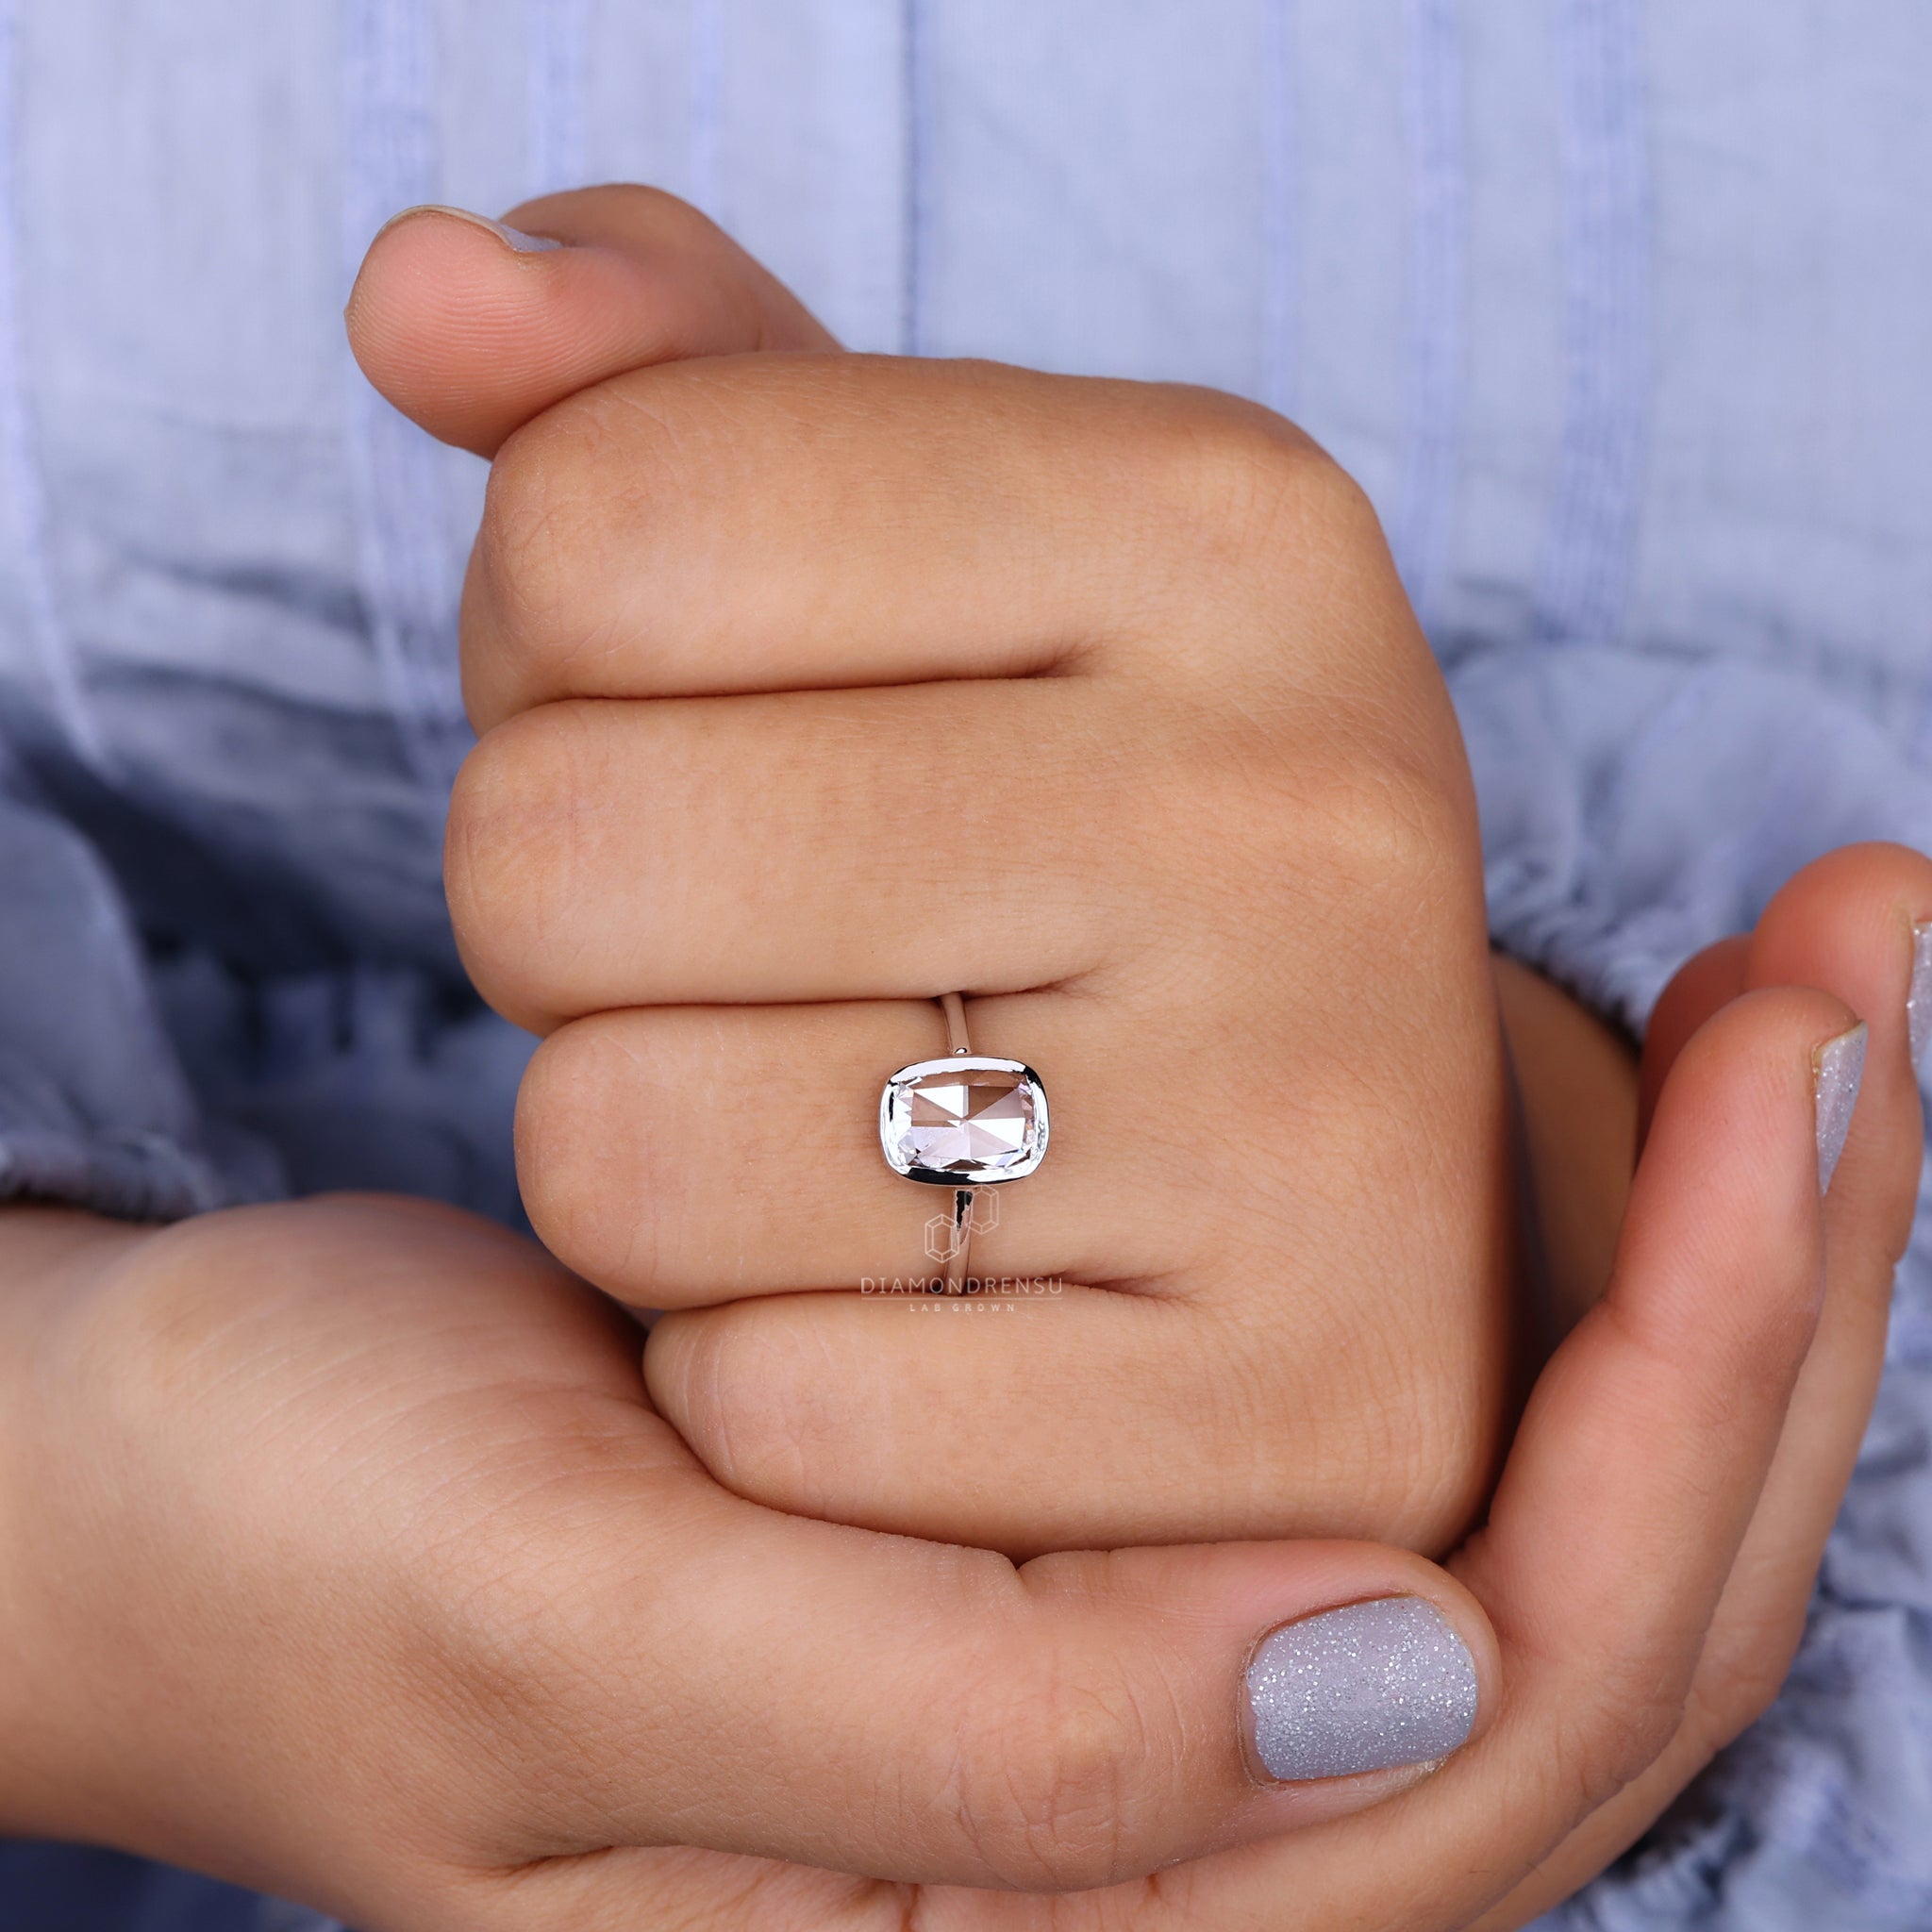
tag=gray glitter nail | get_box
[479,215,562,255]
[402,204,563,254]
[1814,1023,1867,1195]
[1909,923,1932,1076]
[1244,1597,1477,1784]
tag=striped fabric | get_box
[0,5,1928,1925]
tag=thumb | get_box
[502,1459,1498,1893]
[344,184,840,457]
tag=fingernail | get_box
[1908,922,1932,1074]
[1244,1597,1477,1783]
[390,204,563,254]
[1813,1022,1868,1195]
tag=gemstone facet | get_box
[879,1055,1050,1186]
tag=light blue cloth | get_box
[0,4,1928,1925]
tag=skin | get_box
[0,189,1921,1928]
[0,919,1918,1929]
[409,194,1519,1562]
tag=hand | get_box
[350,190,1519,1562]
[3,840,1915,1931]
[339,191,1928,1923]
[0,1193,1505,1927]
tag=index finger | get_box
[460,351,1374,727]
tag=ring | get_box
[879,992,1050,1294]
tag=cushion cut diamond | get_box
[880,1056,1049,1185]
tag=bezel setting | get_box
[878,1055,1050,1187]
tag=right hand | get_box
[0,1191,1499,1926]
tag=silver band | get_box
[936,992,975,1295]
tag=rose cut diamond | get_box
[879,1056,1049,1186]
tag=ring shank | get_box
[940,990,971,1058]
[939,992,974,1292]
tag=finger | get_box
[450,676,1457,1027]
[1127,986,1860,1929]
[344,185,837,457]
[459,350,1391,727]
[474,1412,1498,1890]
[1459,987,1850,1806]
[515,944,1481,1313]
[1467,849,1932,1925]
[446,681,1139,1022]
[514,996,1179,1303]
[523,976,1503,1560]
[1697,845,1927,1677]
[1637,931,1748,1146]
[1746,841,1928,1230]
[645,1283,1491,1561]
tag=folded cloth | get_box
[1450,646,1932,1929]
[0,1842,269,1932]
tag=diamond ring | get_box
[879,992,1049,1293]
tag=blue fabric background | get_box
[0,3,1928,1924]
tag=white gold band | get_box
[937,993,974,1295]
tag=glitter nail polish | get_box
[1814,1022,1868,1195]
[1908,922,1932,1075]
[470,214,562,254]
[1244,1597,1477,1784]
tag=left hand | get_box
[351,188,1519,1565]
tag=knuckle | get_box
[1593,1691,1688,1796]
[598,182,714,241]
[645,1306,841,1507]
[1155,391,1375,562]
[446,705,603,1021]
[471,391,656,705]
[1285,753,1474,908]
[473,413,586,667]
[950,1657,1168,1891]
[515,1019,652,1289]
[1172,736,1474,937]
[1139,393,1433,696]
